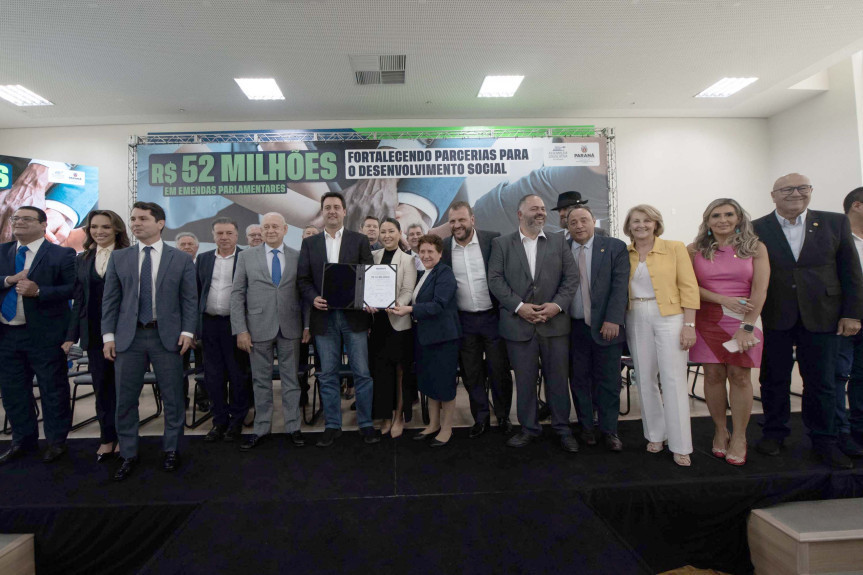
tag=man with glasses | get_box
[753,174,863,469]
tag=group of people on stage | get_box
[1,171,862,480]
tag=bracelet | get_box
[684,322,695,328]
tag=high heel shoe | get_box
[673,453,691,467]
[711,429,730,459]
[646,441,665,453]
[97,441,118,463]
[726,442,747,466]
[412,428,440,441]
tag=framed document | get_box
[322,263,398,309]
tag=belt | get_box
[631,297,656,302]
[458,309,495,316]
[0,322,25,329]
[203,313,230,319]
[137,321,158,329]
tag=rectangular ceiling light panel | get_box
[695,77,758,98]
[477,75,524,98]
[234,78,285,100]
[0,85,53,106]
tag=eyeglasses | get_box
[772,185,813,196]
[10,216,39,223]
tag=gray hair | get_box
[245,223,262,235]
[175,231,198,244]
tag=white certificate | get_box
[364,264,397,308]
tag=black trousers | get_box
[201,314,251,428]
[458,309,513,424]
[569,318,622,435]
[86,340,117,444]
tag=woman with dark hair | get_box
[367,217,416,437]
[389,234,461,446]
[688,199,769,466]
[62,210,130,462]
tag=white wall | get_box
[0,116,772,245]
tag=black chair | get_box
[186,367,211,429]
[619,356,634,416]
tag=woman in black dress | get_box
[62,210,130,462]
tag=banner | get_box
[136,128,609,251]
[0,154,99,251]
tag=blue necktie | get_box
[2,246,27,321]
[139,246,154,324]
[271,248,282,285]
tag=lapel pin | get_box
[600,248,605,253]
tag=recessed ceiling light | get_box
[695,77,758,98]
[234,78,285,100]
[477,75,524,98]
[0,85,53,106]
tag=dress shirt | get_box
[265,244,286,280]
[853,233,863,269]
[324,227,344,264]
[95,244,114,278]
[451,232,493,312]
[571,235,594,320]
[205,249,236,316]
[775,209,808,261]
[1,237,44,326]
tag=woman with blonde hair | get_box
[688,199,768,465]
[624,204,700,466]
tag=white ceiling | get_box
[2,0,863,129]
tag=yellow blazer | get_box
[627,237,700,316]
[372,247,417,331]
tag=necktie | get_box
[271,249,282,285]
[2,246,27,321]
[579,245,591,327]
[139,246,154,324]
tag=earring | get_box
[735,228,740,233]
[707,230,712,236]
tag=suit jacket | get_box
[230,244,305,341]
[567,234,630,346]
[487,230,578,341]
[298,228,374,336]
[196,247,242,336]
[753,210,863,332]
[372,247,416,331]
[441,229,501,310]
[65,251,100,348]
[0,239,75,346]
[626,237,700,316]
[101,243,198,353]
[412,263,462,346]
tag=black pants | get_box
[569,318,622,435]
[87,341,117,443]
[201,314,251,428]
[458,310,513,424]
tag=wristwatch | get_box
[741,322,754,333]
[684,322,695,328]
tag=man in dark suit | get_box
[298,191,378,447]
[103,201,198,480]
[565,205,630,452]
[753,173,863,469]
[196,217,251,443]
[0,206,75,464]
[488,194,579,452]
[442,201,513,437]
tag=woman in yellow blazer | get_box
[625,204,700,466]
[368,217,417,437]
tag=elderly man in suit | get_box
[0,206,76,464]
[566,205,630,452]
[442,201,513,438]
[231,212,309,450]
[103,201,198,480]
[298,191,377,447]
[753,173,863,469]
[488,194,579,452]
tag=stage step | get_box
[748,498,863,574]
[0,534,35,575]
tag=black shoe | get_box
[113,457,139,481]
[578,426,597,446]
[162,451,181,472]
[498,417,514,435]
[291,430,305,447]
[224,425,242,443]
[0,443,35,465]
[360,427,381,444]
[429,436,450,448]
[239,434,269,451]
[316,428,342,448]
[506,431,539,448]
[603,433,624,452]
[204,425,227,443]
[813,444,854,470]
[41,444,67,463]
[755,437,782,457]
[469,420,489,439]
[196,400,212,413]
[838,434,863,458]
[560,435,580,453]
[412,429,440,441]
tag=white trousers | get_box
[626,300,693,455]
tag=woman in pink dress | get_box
[688,199,769,465]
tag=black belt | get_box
[203,313,230,319]
[459,309,495,316]
[137,321,158,329]
[0,322,25,329]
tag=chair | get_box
[186,367,211,429]
[619,356,634,416]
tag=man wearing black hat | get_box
[551,191,590,241]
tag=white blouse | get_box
[630,261,656,298]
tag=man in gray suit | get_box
[103,201,197,481]
[488,194,580,452]
[231,212,309,450]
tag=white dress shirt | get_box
[265,243,286,280]
[775,209,808,261]
[324,227,344,264]
[514,228,548,314]
[205,249,236,316]
[95,244,114,278]
[571,235,594,320]
[451,232,493,312]
[1,237,45,326]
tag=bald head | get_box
[261,212,288,248]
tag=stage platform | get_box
[0,414,861,575]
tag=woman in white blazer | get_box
[368,217,417,437]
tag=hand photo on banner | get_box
[136,129,609,251]
[0,154,99,251]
